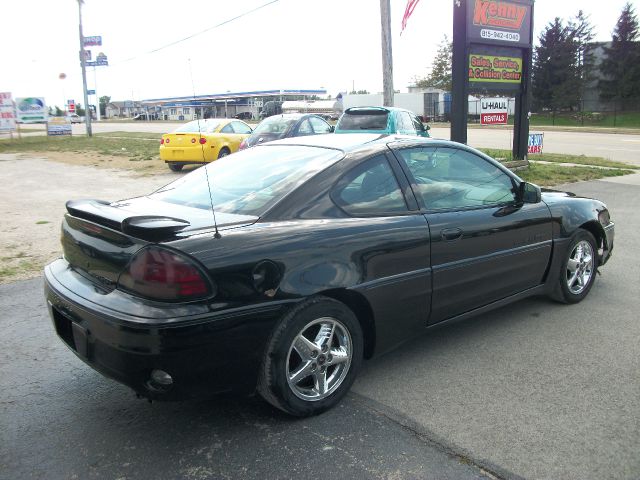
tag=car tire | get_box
[551,229,598,304]
[217,148,230,159]
[258,296,363,417]
[167,163,183,172]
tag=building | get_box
[140,89,328,121]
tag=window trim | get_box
[391,145,520,213]
[329,153,413,218]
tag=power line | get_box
[112,0,280,66]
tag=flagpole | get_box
[380,0,394,107]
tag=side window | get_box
[411,114,425,134]
[232,121,252,134]
[297,119,313,135]
[332,155,408,215]
[397,147,516,210]
[309,117,331,134]
[220,123,234,134]
[399,112,415,133]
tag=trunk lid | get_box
[61,197,257,287]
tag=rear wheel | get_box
[258,297,363,417]
[551,229,598,304]
[217,148,230,159]
[167,162,183,172]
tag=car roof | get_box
[259,133,450,154]
[343,106,413,114]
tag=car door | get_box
[220,121,250,151]
[308,116,332,135]
[393,145,553,324]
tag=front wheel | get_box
[258,297,363,417]
[551,229,598,304]
[217,148,230,159]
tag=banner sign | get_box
[83,36,102,46]
[480,97,509,124]
[16,97,47,123]
[87,52,108,67]
[528,133,544,154]
[47,117,73,136]
[469,53,522,84]
[467,0,533,48]
[0,92,16,132]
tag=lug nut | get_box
[311,351,318,358]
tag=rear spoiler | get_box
[65,199,190,241]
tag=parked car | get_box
[44,133,614,416]
[234,112,253,120]
[66,114,82,124]
[259,100,283,119]
[239,113,333,150]
[133,112,158,120]
[335,106,430,137]
[159,118,252,171]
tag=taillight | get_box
[117,246,214,302]
[239,139,247,150]
[160,138,165,144]
[191,138,196,143]
[199,137,207,145]
[165,138,170,144]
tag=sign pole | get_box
[513,2,534,160]
[78,0,92,137]
[451,0,469,144]
[380,0,394,107]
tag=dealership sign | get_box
[47,117,72,136]
[469,53,522,84]
[467,0,532,48]
[16,97,47,123]
[480,98,508,125]
[528,133,544,154]
[67,99,75,113]
[0,92,16,132]
[83,36,102,47]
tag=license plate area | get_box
[173,150,184,156]
[51,305,89,358]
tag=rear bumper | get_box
[44,259,288,400]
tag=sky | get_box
[1,0,638,108]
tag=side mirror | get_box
[425,124,431,131]
[519,181,541,204]
[329,125,335,133]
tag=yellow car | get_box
[159,118,253,171]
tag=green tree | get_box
[414,35,452,91]
[99,95,111,117]
[598,3,640,105]
[54,106,64,116]
[568,10,596,107]
[349,90,370,94]
[76,103,86,116]
[532,18,581,111]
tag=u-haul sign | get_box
[480,98,508,125]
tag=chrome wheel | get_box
[286,318,352,402]
[566,240,594,295]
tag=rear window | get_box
[337,110,389,131]
[150,145,342,216]
[174,120,220,133]
[253,117,297,136]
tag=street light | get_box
[78,0,92,136]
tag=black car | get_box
[44,134,614,416]
[239,113,334,150]
[234,112,253,120]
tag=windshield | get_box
[174,120,221,134]
[150,145,342,216]
[337,111,389,130]
[253,117,297,136]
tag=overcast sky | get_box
[1,0,638,108]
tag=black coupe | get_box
[44,134,614,416]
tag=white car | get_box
[66,114,82,124]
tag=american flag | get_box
[400,0,421,34]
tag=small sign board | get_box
[16,97,48,123]
[480,97,509,125]
[87,90,96,95]
[0,92,16,132]
[67,99,76,113]
[469,52,523,85]
[47,117,72,136]
[83,36,102,47]
[528,133,544,154]
[467,0,533,48]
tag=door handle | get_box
[441,228,463,241]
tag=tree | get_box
[349,90,370,94]
[76,103,86,116]
[598,3,640,105]
[568,10,596,107]
[414,35,452,91]
[55,106,64,116]
[99,95,111,117]
[532,18,581,110]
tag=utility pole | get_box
[380,0,394,107]
[78,0,92,136]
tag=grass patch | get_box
[480,148,638,169]
[0,258,42,283]
[35,220,50,225]
[528,111,640,128]
[97,131,162,140]
[518,163,633,186]
[0,133,160,162]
